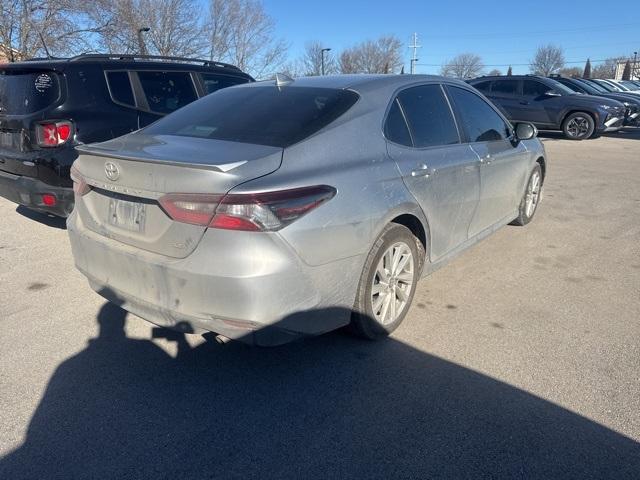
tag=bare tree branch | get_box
[440,53,484,79]
[339,36,403,74]
[530,45,565,76]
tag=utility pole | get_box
[321,48,331,76]
[409,32,421,74]
[634,51,638,80]
[137,27,150,55]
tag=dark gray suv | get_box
[469,75,626,140]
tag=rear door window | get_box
[137,71,197,114]
[0,70,60,115]
[395,84,459,148]
[447,86,511,143]
[200,74,249,95]
[106,71,135,107]
[144,86,359,148]
[492,80,518,95]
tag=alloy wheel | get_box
[566,116,590,139]
[371,242,415,325]
[525,171,541,218]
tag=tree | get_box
[591,56,625,79]
[583,59,592,78]
[300,40,336,76]
[86,0,206,57]
[206,0,288,79]
[507,66,513,76]
[487,69,501,76]
[339,36,403,74]
[0,0,106,60]
[530,44,565,76]
[440,53,484,79]
[558,67,582,78]
[621,60,631,80]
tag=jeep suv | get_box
[468,75,626,140]
[0,54,253,217]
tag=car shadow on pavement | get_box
[15,206,67,230]
[1,301,638,479]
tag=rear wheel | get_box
[350,223,423,340]
[562,112,595,140]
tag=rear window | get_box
[106,71,135,106]
[145,86,360,148]
[200,73,249,94]
[137,71,197,114]
[0,70,60,115]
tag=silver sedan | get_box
[67,74,546,346]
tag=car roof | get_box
[3,54,251,77]
[247,73,471,93]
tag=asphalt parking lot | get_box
[1,129,639,479]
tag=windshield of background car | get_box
[144,86,360,148]
[571,79,603,95]
[0,69,61,115]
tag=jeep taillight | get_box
[35,121,74,147]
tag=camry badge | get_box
[105,162,120,181]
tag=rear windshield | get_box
[144,85,360,148]
[0,70,61,115]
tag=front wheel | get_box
[562,112,595,140]
[350,223,423,340]
[511,164,542,226]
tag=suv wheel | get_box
[350,223,423,340]
[562,112,595,140]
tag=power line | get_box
[417,58,616,67]
[422,23,639,39]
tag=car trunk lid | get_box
[73,133,282,258]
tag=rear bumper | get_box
[0,170,74,217]
[67,211,363,346]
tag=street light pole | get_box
[321,48,331,76]
[137,27,150,55]
[634,51,638,80]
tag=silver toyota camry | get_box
[68,74,546,346]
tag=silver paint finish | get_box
[68,74,547,344]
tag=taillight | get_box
[35,121,74,147]
[159,185,336,231]
[70,165,91,196]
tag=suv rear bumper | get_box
[0,170,74,217]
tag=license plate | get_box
[108,198,146,232]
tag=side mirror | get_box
[515,122,537,141]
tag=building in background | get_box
[615,60,639,80]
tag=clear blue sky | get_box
[262,0,640,74]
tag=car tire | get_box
[511,164,542,226]
[562,112,595,140]
[350,223,424,340]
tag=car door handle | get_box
[519,101,530,105]
[411,164,432,177]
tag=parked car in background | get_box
[68,74,546,346]
[617,80,640,91]
[588,79,640,97]
[549,75,640,126]
[469,75,626,139]
[0,54,253,217]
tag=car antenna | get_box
[275,72,294,88]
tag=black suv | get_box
[549,75,640,126]
[0,54,253,217]
[468,75,626,140]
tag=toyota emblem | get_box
[105,162,120,181]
